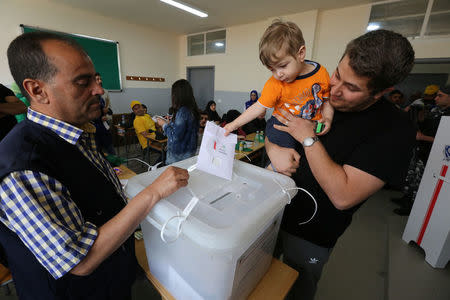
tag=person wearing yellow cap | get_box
[424,84,439,96]
[130,100,157,150]
[409,84,439,108]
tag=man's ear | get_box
[373,87,394,100]
[296,46,306,62]
[23,79,49,104]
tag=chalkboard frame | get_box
[20,24,122,91]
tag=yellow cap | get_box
[130,100,141,110]
[424,85,439,95]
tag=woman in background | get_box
[245,90,258,110]
[205,100,221,124]
[157,79,199,164]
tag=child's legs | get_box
[265,116,298,171]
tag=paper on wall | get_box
[196,121,237,180]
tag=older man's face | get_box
[329,55,380,112]
[40,40,103,127]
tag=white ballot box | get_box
[125,156,297,299]
[402,116,450,268]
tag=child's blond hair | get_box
[259,20,305,68]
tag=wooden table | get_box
[117,165,299,299]
[235,132,265,164]
[116,164,136,179]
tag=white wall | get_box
[411,37,450,59]
[312,4,372,73]
[1,0,180,113]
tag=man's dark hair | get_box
[343,29,415,95]
[7,31,87,100]
[389,89,404,97]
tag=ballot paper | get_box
[196,121,237,180]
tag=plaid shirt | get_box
[0,108,126,279]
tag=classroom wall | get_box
[1,0,180,115]
[312,4,372,73]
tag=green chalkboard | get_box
[21,25,122,91]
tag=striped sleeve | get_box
[0,171,98,279]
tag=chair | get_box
[0,263,13,295]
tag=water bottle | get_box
[121,115,126,127]
[254,131,260,147]
[259,130,264,143]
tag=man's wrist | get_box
[301,136,319,147]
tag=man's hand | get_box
[147,166,189,200]
[265,138,300,176]
[273,109,316,144]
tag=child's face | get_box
[267,47,304,83]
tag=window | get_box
[188,34,204,56]
[367,0,450,38]
[187,29,226,56]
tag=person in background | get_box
[156,79,200,164]
[205,100,221,124]
[141,104,150,116]
[95,72,112,121]
[0,83,27,142]
[245,90,259,110]
[406,84,439,112]
[0,31,188,299]
[265,29,415,300]
[92,73,115,155]
[10,82,30,123]
[196,110,209,155]
[131,100,157,151]
[388,89,406,109]
[393,85,450,216]
[243,110,267,134]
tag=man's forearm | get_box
[0,101,27,115]
[70,189,158,275]
[303,142,383,210]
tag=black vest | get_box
[0,120,136,300]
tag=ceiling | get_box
[52,0,379,34]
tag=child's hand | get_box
[223,123,236,136]
[316,118,332,135]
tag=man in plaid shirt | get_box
[0,32,189,299]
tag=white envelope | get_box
[196,121,237,180]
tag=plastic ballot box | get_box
[125,156,297,300]
[402,116,450,268]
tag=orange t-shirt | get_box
[258,61,330,121]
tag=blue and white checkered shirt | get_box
[0,108,126,279]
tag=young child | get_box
[224,20,333,169]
